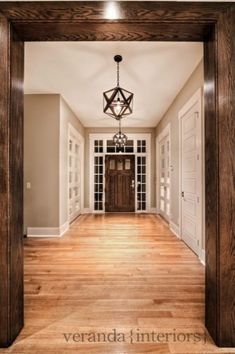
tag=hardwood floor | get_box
[1,213,234,353]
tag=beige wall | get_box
[24,94,84,233]
[84,127,156,209]
[24,94,60,231]
[155,60,204,227]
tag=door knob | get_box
[181,191,184,198]
[131,179,135,189]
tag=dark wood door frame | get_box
[0,1,234,348]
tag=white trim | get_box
[68,124,84,222]
[156,123,171,220]
[150,207,157,213]
[27,221,69,237]
[89,133,151,213]
[169,221,180,238]
[178,87,203,257]
[60,221,69,236]
[82,208,90,214]
[199,249,206,266]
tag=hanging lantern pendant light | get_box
[113,119,128,148]
[103,55,134,120]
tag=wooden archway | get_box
[0,1,234,348]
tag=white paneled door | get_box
[159,134,171,221]
[179,90,202,256]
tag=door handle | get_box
[181,191,184,198]
[131,179,135,189]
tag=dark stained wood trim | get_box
[0,14,11,347]
[0,1,228,22]
[0,0,234,348]
[9,28,24,346]
[0,16,24,347]
[204,25,218,344]
[11,22,213,42]
[216,5,235,346]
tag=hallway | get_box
[1,214,233,353]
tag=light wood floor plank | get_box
[1,214,235,353]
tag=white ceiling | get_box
[25,42,203,128]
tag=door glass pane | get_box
[125,159,131,170]
[109,159,115,170]
[117,161,123,170]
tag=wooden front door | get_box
[105,155,135,212]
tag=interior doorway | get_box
[156,124,171,222]
[105,155,135,212]
[179,89,203,256]
[68,124,84,223]
[0,1,235,348]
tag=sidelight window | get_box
[137,156,147,211]
[94,154,103,211]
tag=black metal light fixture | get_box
[113,119,128,148]
[103,55,133,120]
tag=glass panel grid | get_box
[137,155,147,211]
[94,143,103,211]
[137,140,146,153]
[94,139,103,153]
[106,140,134,154]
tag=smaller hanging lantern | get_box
[103,55,134,120]
[113,120,128,147]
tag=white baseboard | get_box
[27,221,69,237]
[59,221,69,236]
[82,208,90,214]
[169,221,180,238]
[150,208,157,213]
[199,248,206,266]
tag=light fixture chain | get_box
[117,61,120,86]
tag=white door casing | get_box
[179,88,202,256]
[89,133,151,213]
[156,123,171,222]
[68,124,84,222]
[159,135,171,220]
